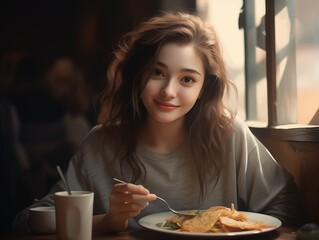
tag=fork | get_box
[113,178,197,217]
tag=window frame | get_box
[243,0,319,142]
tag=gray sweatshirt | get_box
[13,117,301,233]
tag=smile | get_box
[154,100,179,111]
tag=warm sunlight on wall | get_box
[295,0,319,124]
[296,46,319,124]
[197,0,245,119]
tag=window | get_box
[197,0,319,129]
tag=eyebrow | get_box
[156,61,202,76]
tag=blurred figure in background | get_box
[0,95,29,235]
[43,56,91,148]
[0,52,30,235]
[9,54,91,203]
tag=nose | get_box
[160,79,177,98]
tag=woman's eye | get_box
[153,69,164,77]
[182,76,194,84]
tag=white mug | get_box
[54,191,94,240]
[29,206,56,234]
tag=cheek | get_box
[180,88,202,106]
[142,80,159,97]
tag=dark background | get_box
[0,0,196,106]
[0,0,196,235]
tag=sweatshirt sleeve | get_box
[234,118,302,226]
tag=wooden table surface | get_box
[2,226,297,240]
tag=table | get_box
[1,226,297,240]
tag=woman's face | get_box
[141,43,205,124]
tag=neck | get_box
[139,117,187,154]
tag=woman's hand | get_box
[106,182,156,231]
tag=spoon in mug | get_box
[113,178,197,217]
[56,166,72,195]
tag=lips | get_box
[154,99,179,111]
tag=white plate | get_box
[138,211,281,237]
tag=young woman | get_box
[13,12,301,233]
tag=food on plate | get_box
[156,203,272,233]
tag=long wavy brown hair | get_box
[98,12,237,200]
